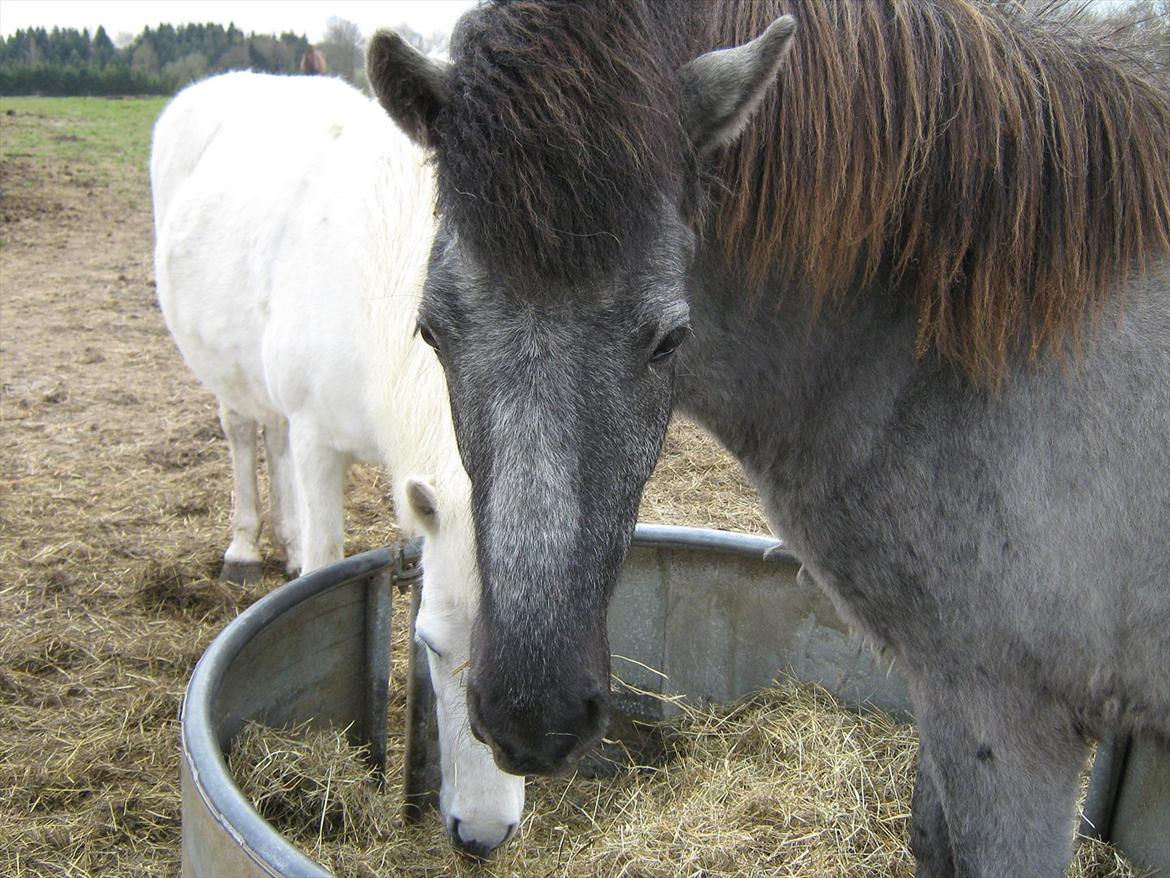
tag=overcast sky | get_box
[0,1,477,44]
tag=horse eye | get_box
[416,320,439,351]
[415,629,443,658]
[650,326,689,364]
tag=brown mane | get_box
[713,0,1170,380]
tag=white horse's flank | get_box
[151,71,523,857]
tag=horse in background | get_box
[299,46,327,75]
[369,1,1170,874]
[150,71,523,858]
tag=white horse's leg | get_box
[219,402,264,584]
[263,416,302,576]
[288,416,347,573]
[912,676,1088,878]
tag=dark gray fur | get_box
[678,16,796,153]
[679,249,1170,875]
[369,5,1170,875]
[366,28,447,149]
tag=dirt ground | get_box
[0,99,1138,878]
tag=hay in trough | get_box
[231,680,1140,878]
[231,721,396,854]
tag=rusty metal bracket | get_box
[390,538,424,592]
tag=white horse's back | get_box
[153,72,424,444]
[152,73,381,223]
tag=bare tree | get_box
[1000,0,1168,72]
[163,52,209,88]
[392,23,449,57]
[319,17,363,85]
[1096,0,1170,69]
[130,41,159,75]
[395,23,426,51]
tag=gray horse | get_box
[368,1,1170,874]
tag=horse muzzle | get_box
[467,676,611,776]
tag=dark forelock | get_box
[434,0,697,284]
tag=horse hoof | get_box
[220,559,263,585]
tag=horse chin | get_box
[485,737,587,779]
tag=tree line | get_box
[0,23,312,96]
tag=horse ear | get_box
[405,476,440,533]
[678,15,796,154]
[367,29,449,149]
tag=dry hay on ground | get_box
[0,98,1141,878]
[232,683,1138,878]
[231,682,919,877]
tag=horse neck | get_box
[354,146,467,506]
[677,246,1170,569]
[677,249,926,499]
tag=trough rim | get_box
[630,522,786,560]
[178,525,786,876]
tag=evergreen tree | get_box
[0,20,317,95]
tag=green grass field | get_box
[1,96,167,210]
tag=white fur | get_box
[151,71,522,854]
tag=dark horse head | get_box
[367,2,794,775]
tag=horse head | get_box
[369,6,795,776]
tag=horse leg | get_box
[262,416,302,576]
[288,416,347,573]
[911,740,956,877]
[218,403,264,584]
[912,677,1088,878]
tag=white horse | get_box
[151,71,523,858]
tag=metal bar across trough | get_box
[180,526,1169,877]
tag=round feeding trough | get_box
[180,525,1169,877]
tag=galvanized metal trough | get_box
[180,524,1169,877]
